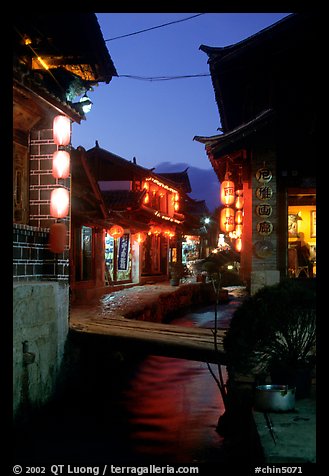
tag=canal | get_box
[14,287,258,467]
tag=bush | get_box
[223,279,316,378]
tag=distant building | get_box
[194,13,317,294]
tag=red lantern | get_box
[235,237,242,252]
[150,225,162,235]
[235,189,244,210]
[220,207,235,233]
[134,232,147,244]
[52,150,70,179]
[221,173,235,206]
[53,115,71,146]
[108,225,124,239]
[50,188,70,218]
[235,210,243,225]
[235,223,243,237]
[49,222,67,253]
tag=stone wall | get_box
[13,282,69,420]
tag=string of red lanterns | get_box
[49,114,71,254]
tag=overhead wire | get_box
[105,13,206,42]
[118,73,210,81]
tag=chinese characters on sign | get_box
[255,167,273,183]
[255,166,274,253]
[118,233,130,271]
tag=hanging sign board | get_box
[117,233,130,270]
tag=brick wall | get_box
[13,223,69,281]
[29,129,71,229]
[13,126,71,282]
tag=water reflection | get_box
[122,355,226,463]
[14,287,247,465]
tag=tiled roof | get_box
[157,170,192,193]
[101,190,146,211]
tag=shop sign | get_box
[255,203,273,218]
[118,233,130,270]
[256,186,273,200]
[255,167,272,183]
[256,221,273,236]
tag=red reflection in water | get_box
[121,354,226,463]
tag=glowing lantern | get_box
[235,189,244,210]
[49,222,67,253]
[50,187,70,218]
[235,224,243,237]
[52,150,70,179]
[134,232,147,244]
[53,115,71,146]
[164,229,175,238]
[221,173,235,206]
[235,237,242,252]
[108,225,124,239]
[143,192,150,205]
[220,207,235,233]
[235,210,243,225]
[150,225,162,235]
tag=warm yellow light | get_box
[235,238,242,252]
[108,225,125,239]
[134,232,147,244]
[235,189,244,210]
[221,173,235,206]
[220,207,235,233]
[37,56,49,70]
[235,210,243,225]
[235,224,243,237]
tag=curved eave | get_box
[13,78,84,124]
[199,14,295,64]
[194,108,274,152]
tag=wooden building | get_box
[70,144,201,301]
[13,14,117,418]
[194,13,317,294]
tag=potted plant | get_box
[223,279,316,399]
[168,261,185,286]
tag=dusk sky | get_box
[72,13,290,174]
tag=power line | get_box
[105,13,206,42]
[118,73,210,81]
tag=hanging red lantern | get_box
[53,115,71,146]
[52,150,70,179]
[49,222,67,253]
[235,189,244,210]
[134,232,147,244]
[235,237,242,252]
[220,207,235,233]
[150,225,162,235]
[235,210,243,225]
[108,225,124,239]
[235,223,243,237]
[50,187,70,218]
[221,172,235,206]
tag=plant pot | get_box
[254,384,296,412]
